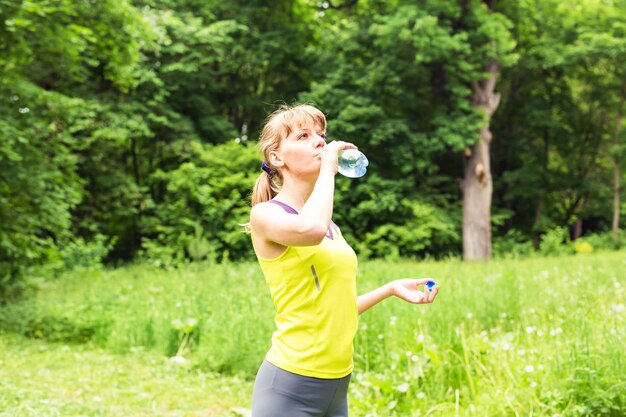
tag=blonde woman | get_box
[249,104,439,417]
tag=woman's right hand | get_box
[319,140,358,175]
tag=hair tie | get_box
[261,160,274,177]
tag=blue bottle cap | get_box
[425,280,436,292]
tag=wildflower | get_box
[19,107,30,114]
[550,328,563,336]
[536,330,544,337]
[411,355,419,362]
[530,381,537,388]
[525,326,536,334]
[524,365,534,373]
[170,356,190,366]
[417,333,425,342]
[378,334,384,340]
[612,304,625,313]
[396,383,410,393]
[538,365,544,371]
[466,312,473,319]
[517,349,526,356]
[417,392,426,399]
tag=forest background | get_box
[2,0,626,296]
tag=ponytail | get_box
[251,170,281,206]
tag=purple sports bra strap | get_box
[267,199,299,214]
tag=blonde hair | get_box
[250,103,327,206]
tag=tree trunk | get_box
[612,80,625,245]
[573,219,583,241]
[613,163,621,244]
[462,59,500,260]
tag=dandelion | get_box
[396,383,410,393]
[538,364,544,371]
[170,355,190,366]
[411,355,419,362]
[517,349,526,356]
[417,333,425,342]
[417,392,426,399]
[530,381,537,388]
[550,328,563,336]
[361,324,368,331]
[524,365,534,373]
[405,351,412,357]
[526,326,536,334]
[466,312,473,319]
[537,330,544,337]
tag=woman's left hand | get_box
[389,278,439,304]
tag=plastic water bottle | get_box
[338,149,369,178]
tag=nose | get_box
[314,134,326,149]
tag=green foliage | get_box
[140,141,258,266]
[492,229,534,258]
[539,226,573,256]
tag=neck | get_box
[275,172,318,211]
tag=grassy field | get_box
[1,251,625,416]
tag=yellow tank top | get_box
[252,201,358,379]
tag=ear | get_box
[269,150,285,168]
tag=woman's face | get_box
[274,122,327,178]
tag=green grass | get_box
[0,333,252,416]
[1,251,625,416]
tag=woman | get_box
[249,104,439,417]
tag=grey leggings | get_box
[251,360,351,417]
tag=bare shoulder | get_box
[250,202,281,231]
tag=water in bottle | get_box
[338,149,369,178]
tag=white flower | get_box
[524,365,534,373]
[19,107,30,114]
[417,392,426,399]
[417,333,425,342]
[530,381,537,388]
[538,364,544,371]
[170,355,190,366]
[550,328,563,336]
[537,330,544,337]
[396,383,410,393]
[612,304,625,313]
[411,355,419,362]
[466,312,474,319]
[378,334,384,340]
[517,349,526,356]
[526,326,536,334]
